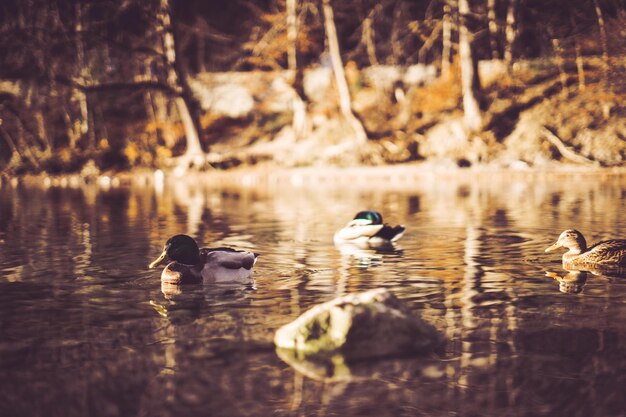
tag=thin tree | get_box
[287,0,309,140]
[551,38,568,98]
[157,0,204,166]
[75,2,92,149]
[362,9,378,65]
[287,0,297,72]
[503,0,518,69]
[458,0,482,132]
[442,3,452,78]
[593,0,610,90]
[321,0,367,144]
[571,14,585,91]
[487,0,499,60]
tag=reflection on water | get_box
[1,172,626,417]
[545,269,589,294]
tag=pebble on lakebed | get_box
[274,288,443,360]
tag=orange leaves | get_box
[145,120,185,138]
[411,69,461,116]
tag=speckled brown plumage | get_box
[545,229,626,267]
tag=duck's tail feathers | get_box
[374,225,406,242]
[206,249,258,270]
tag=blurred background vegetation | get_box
[0,0,625,175]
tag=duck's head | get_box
[149,234,200,268]
[545,229,587,254]
[335,210,385,242]
[352,210,383,225]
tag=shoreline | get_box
[4,162,626,190]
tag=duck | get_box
[149,234,258,285]
[545,229,626,267]
[333,210,405,245]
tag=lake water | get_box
[1,171,625,417]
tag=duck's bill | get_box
[544,242,561,253]
[149,250,167,268]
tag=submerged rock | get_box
[274,288,442,360]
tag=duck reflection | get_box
[141,281,258,416]
[545,269,588,294]
[334,240,403,265]
[149,284,205,324]
[150,281,255,324]
[158,280,255,302]
[575,264,626,278]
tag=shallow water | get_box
[1,172,625,417]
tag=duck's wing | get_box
[334,224,384,242]
[586,240,626,264]
[373,224,406,242]
[202,247,258,270]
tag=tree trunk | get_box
[75,2,93,151]
[442,3,452,78]
[33,110,50,154]
[487,0,499,59]
[504,0,517,68]
[321,0,367,144]
[157,0,204,165]
[196,26,206,73]
[458,0,482,132]
[593,0,610,89]
[86,93,97,151]
[63,105,81,151]
[143,57,177,149]
[363,11,378,65]
[568,5,584,90]
[287,0,297,72]
[390,2,404,65]
[175,97,203,156]
[418,20,444,64]
[552,38,568,98]
[154,92,177,148]
[574,39,586,91]
[287,0,309,140]
[13,116,41,168]
[0,125,24,165]
[78,90,89,137]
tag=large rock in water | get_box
[274,289,442,360]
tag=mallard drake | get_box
[545,229,626,267]
[333,210,405,245]
[149,234,258,285]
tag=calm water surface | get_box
[1,173,625,417]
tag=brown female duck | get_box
[545,229,626,267]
